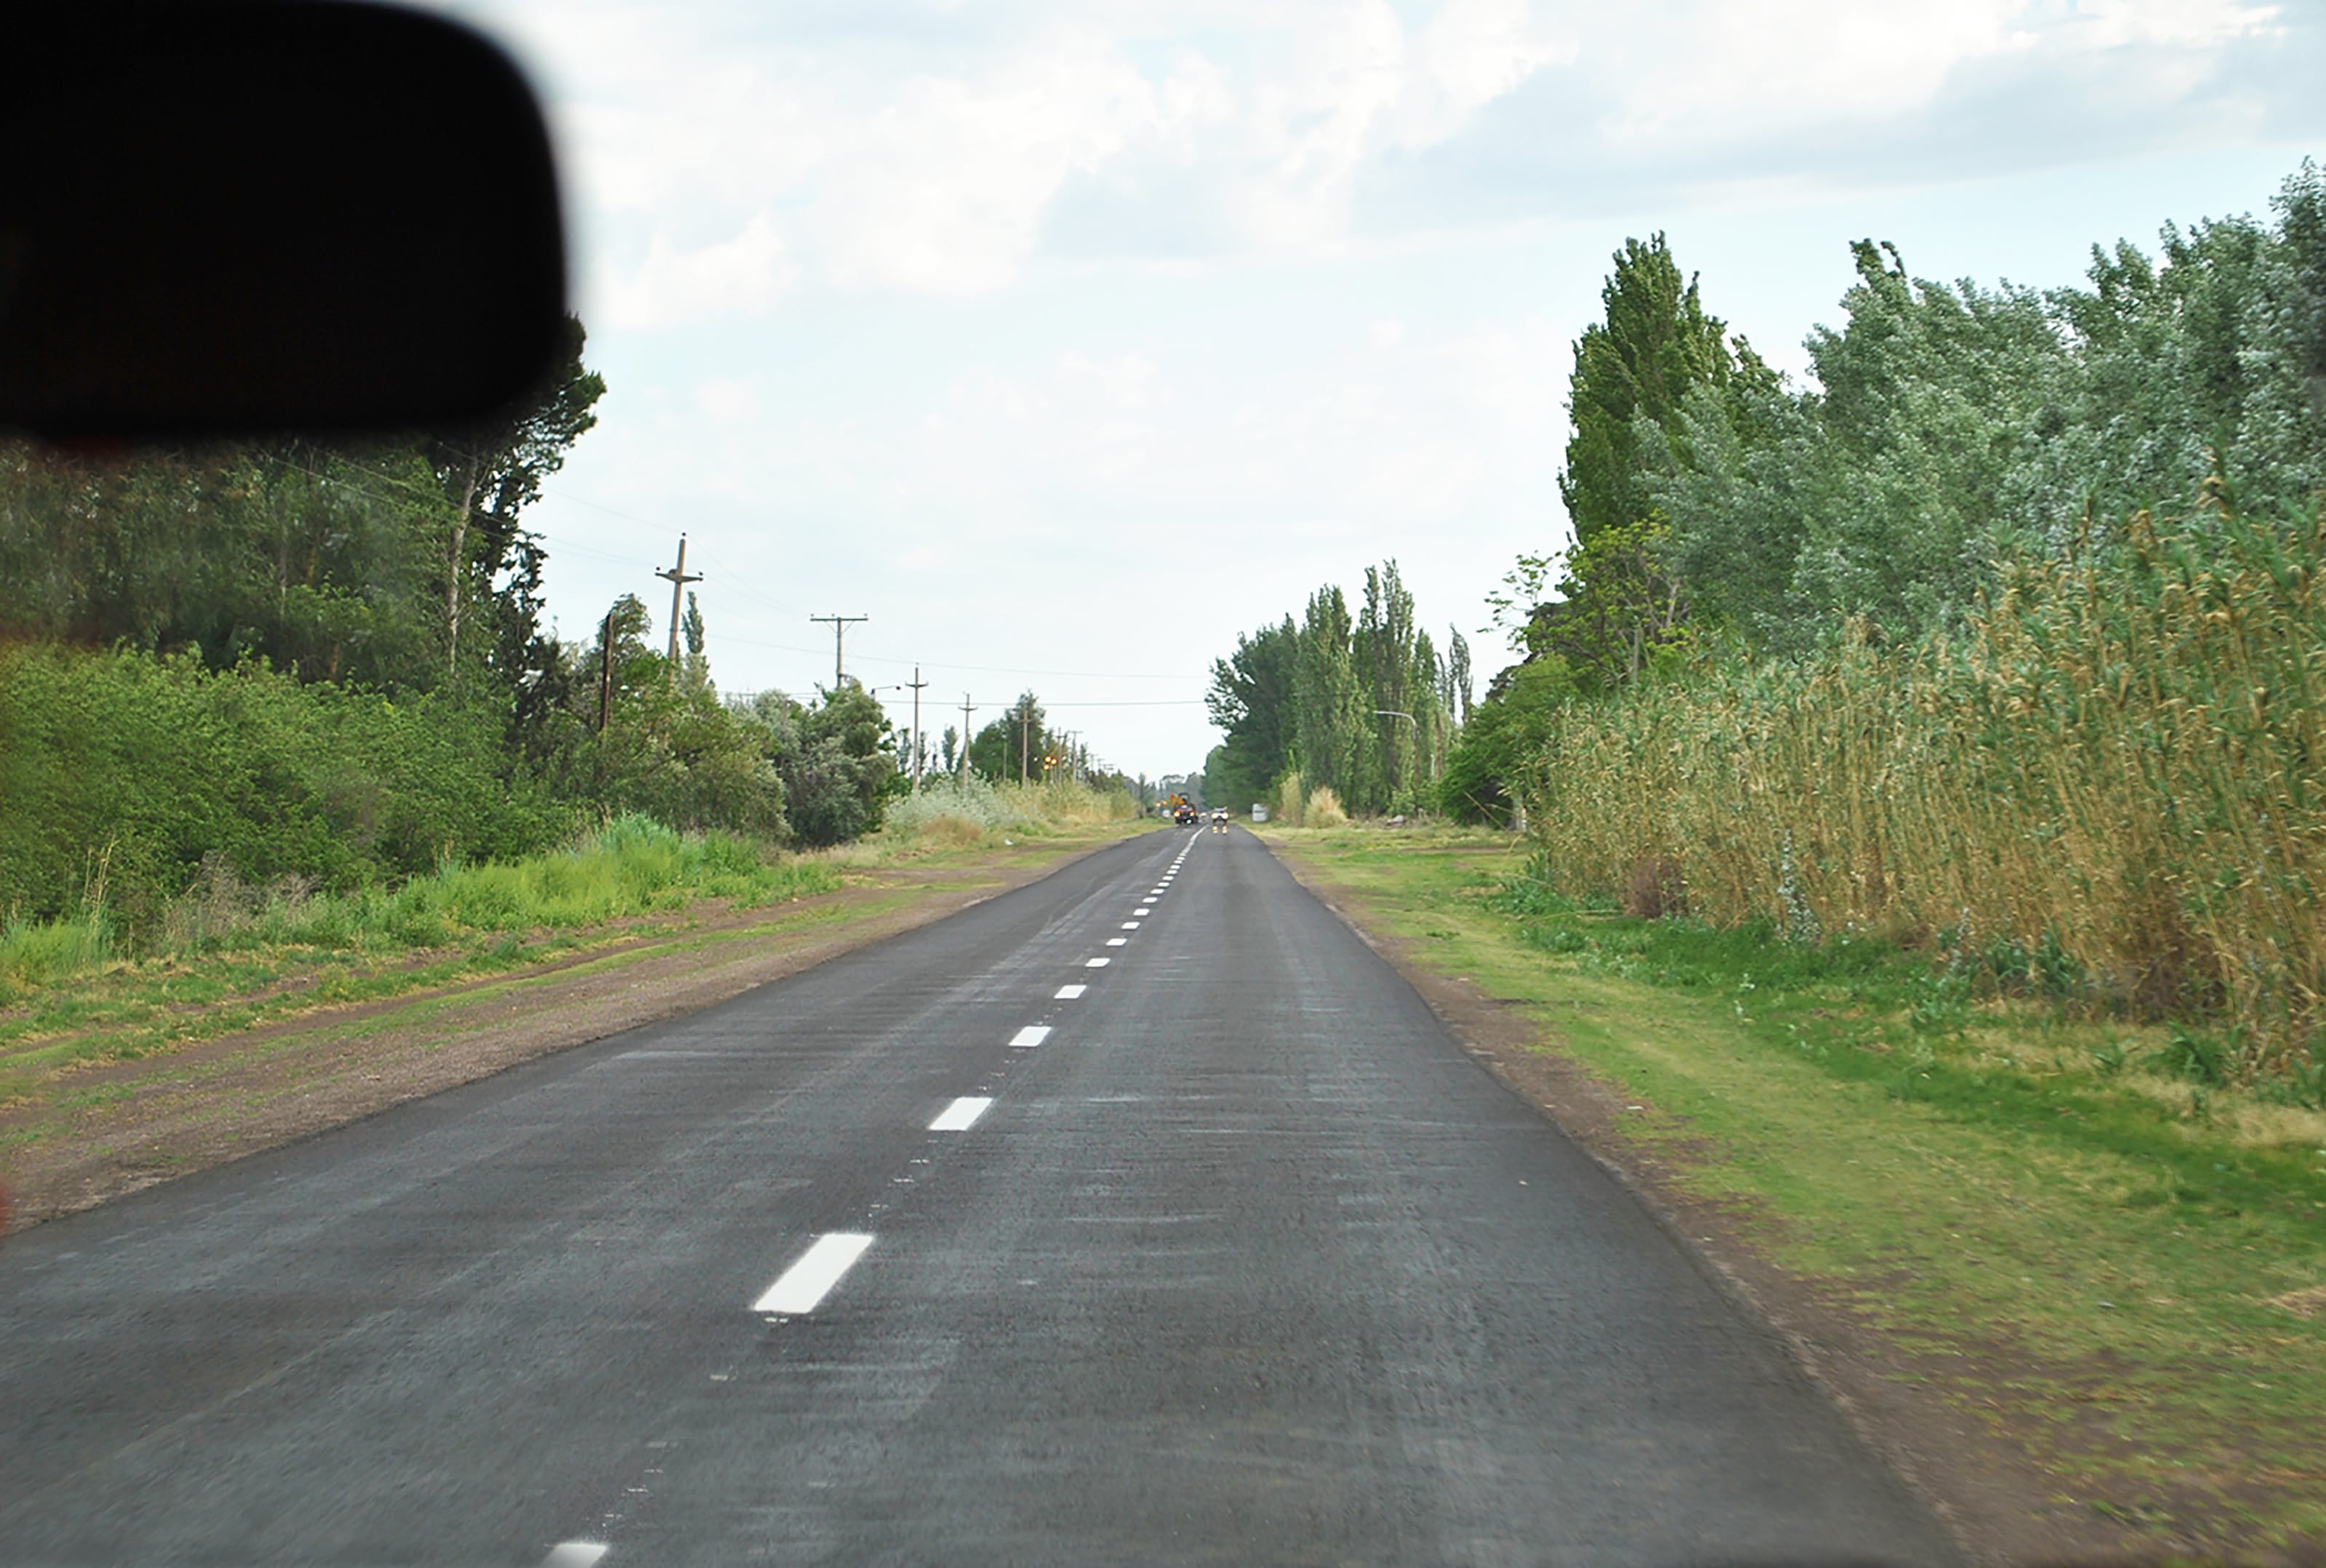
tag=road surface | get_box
[0,827,1959,1566]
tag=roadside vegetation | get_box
[0,315,1157,1035]
[1467,161,2326,1083]
[1268,827,2326,1554]
[1220,160,2326,1076]
[878,773,1142,848]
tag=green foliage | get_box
[1209,562,1454,819]
[0,645,573,936]
[743,683,901,848]
[1558,233,1754,550]
[0,909,113,998]
[1205,616,1297,811]
[0,815,837,1002]
[552,598,787,840]
[965,690,1062,784]
[1635,163,2326,653]
[1438,654,1572,823]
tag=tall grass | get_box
[0,815,837,1002]
[879,775,1137,843]
[1303,786,1351,829]
[0,909,112,998]
[1526,485,2326,1074]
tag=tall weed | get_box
[1524,486,2326,1072]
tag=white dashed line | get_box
[1121,921,1141,929]
[930,1096,992,1131]
[1010,1025,1053,1048]
[1055,984,1087,999]
[539,1544,610,1568]
[1085,957,1111,967]
[752,1233,874,1315]
[1106,937,1127,946]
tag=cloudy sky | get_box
[445,0,2322,779]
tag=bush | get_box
[0,646,570,936]
[1304,786,1350,829]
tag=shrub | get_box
[1304,786,1350,829]
[0,646,568,936]
[1273,772,1306,827]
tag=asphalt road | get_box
[0,827,1960,1567]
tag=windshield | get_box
[1,3,2322,1564]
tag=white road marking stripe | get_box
[1086,957,1111,967]
[1135,906,1153,914]
[1055,984,1087,998]
[1106,937,1127,946]
[1121,920,1141,929]
[540,1544,609,1568]
[930,1096,992,1131]
[752,1233,874,1314]
[1009,1025,1052,1048]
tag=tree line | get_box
[1205,560,1470,818]
[1433,159,2326,1066]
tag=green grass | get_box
[1265,826,2326,1555]
[0,816,842,1090]
[1,815,832,1005]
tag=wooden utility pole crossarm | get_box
[656,536,703,676]
[810,614,869,688]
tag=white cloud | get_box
[467,0,2309,303]
[809,41,1174,292]
[600,212,798,329]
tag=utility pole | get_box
[906,666,928,789]
[810,614,868,688]
[1019,704,1030,784]
[597,608,615,732]
[655,536,702,677]
[958,693,977,784]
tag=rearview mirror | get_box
[0,1,568,437]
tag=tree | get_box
[1525,517,1691,693]
[1292,586,1366,805]
[749,683,899,846]
[563,595,788,835]
[967,691,1052,782]
[1204,616,1297,811]
[1558,234,1745,550]
[1440,654,1573,824]
[420,315,605,708]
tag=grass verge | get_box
[1261,823,2326,1561]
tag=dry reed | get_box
[1524,484,2326,1072]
